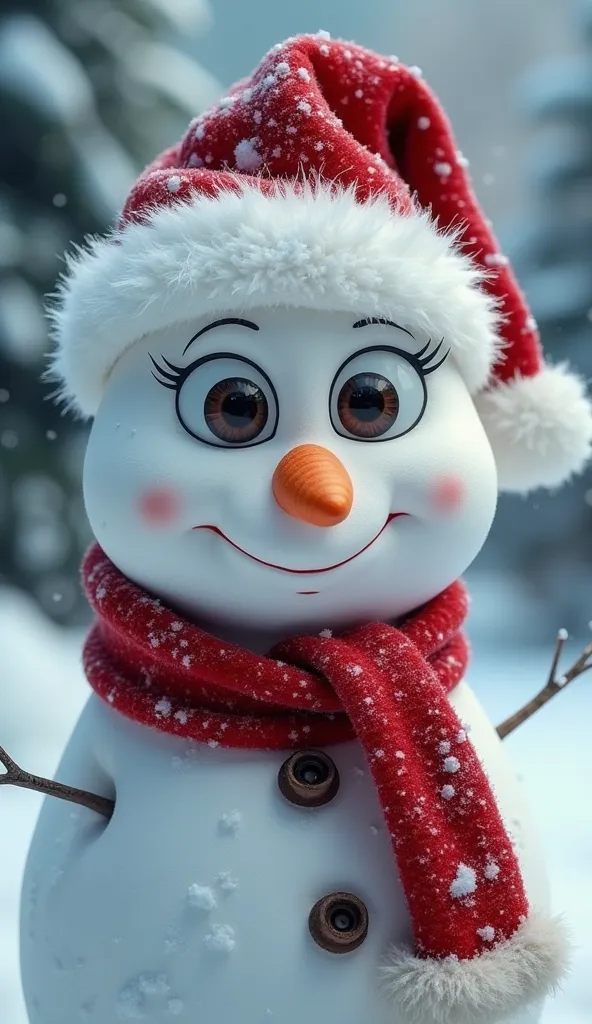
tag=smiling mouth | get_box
[192,513,407,575]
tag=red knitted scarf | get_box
[82,543,528,962]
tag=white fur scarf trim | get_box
[378,911,571,1024]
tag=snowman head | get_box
[51,36,592,638]
[82,305,498,634]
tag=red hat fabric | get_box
[50,32,592,491]
[83,543,569,1024]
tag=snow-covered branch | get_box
[497,630,592,739]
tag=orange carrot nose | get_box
[272,444,354,527]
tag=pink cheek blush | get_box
[138,487,180,526]
[429,474,466,514]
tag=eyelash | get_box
[150,354,186,390]
[353,318,450,377]
[149,329,451,391]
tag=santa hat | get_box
[49,32,592,492]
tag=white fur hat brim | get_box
[48,181,591,493]
[48,181,500,417]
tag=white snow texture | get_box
[0,585,590,1023]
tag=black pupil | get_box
[349,377,386,423]
[221,382,260,427]
[331,905,358,933]
[295,758,328,787]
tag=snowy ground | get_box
[1,586,590,1023]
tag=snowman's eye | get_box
[151,353,278,448]
[330,343,447,442]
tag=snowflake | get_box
[187,884,216,911]
[484,253,509,267]
[204,924,236,953]
[449,863,477,899]
[484,860,500,881]
[216,872,239,892]
[443,757,460,773]
[417,116,431,130]
[234,139,262,171]
[434,162,452,178]
[166,176,182,193]
[477,926,496,942]
[155,699,172,718]
[220,810,242,833]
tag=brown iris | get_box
[337,373,399,438]
[204,377,268,443]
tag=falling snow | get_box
[441,785,456,800]
[443,756,461,773]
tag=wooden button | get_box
[309,892,369,953]
[278,750,340,807]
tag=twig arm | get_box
[0,744,114,819]
[497,632,592,740]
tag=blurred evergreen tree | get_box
[0,0,218,623]
[481,0,592,636]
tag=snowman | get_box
[14,32,592,1024]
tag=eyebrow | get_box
[183,318,259,355]
[352,317,415,340]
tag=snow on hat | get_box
[50,32,592,493]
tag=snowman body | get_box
[15,28,591,1023]
[21,681,547,1024]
